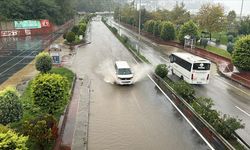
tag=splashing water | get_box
[96,60,153,84]
[132,64,152,83]
[96,59,116,84]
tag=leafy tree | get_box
[170,2,190,25]
[78,23,87,35]
[155,64,168,78]
[0,87,23,125]
[32,73,69,114]
[238,16,250,35]
[173,80,195,101]
[0,128,28,150]
[227,35,234,42]
[232,35,250,71]
[196,3,226,39]
[227,10,236,24]
[35,52,52,73]
[178,20,199,44]
[153,20,162,37]
[160,21,175,41]
[66,32,76,43]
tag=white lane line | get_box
[235,106,250,117]
[124,27,214,149]
[160,56,169,62]
[214,76,250,97]
[147,74,215,150]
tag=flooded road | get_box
[70,19,210,150]
[109,19,250,144]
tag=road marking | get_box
[214,76,250,97]
[147,74,215,150]
[160,56,169,62]
[115,22,214,149]
[235,106,250,117]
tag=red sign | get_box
[40,20,50,27]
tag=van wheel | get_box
[180,76,184,80]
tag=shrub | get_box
[78,23,87,35]
[121,35,129,44]
[63,32,67,39]
[227,42,234,54]
[71,25,79,34]
[200,38,208,48]
[178,20,199,44]
[32,73,69,114]
[228,34,234,42]
[144,20,155,34]
[160,21,175,41]
[66,32,76,43]
[0,127,28,150]
[215,115,245,139]
[155,64,168,78]
[232,35,250,71]
[173,80,195,101]
[153,20,161,36]
[23,114,57,149]
[35,52,52,73]
[0,87,22,125]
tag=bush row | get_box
[154,64,245,140]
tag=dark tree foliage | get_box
[0,0,75,25]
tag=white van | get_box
[115,61,134,85]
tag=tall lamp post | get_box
[240,0,244,19]
[138,0,141,54]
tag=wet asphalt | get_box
[109,19,250,144]
[69,18,210,150]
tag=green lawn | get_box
[212,32,228,45]
[197,45,232,59]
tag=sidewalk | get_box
[55,75,90,150]
[120,22,250,89]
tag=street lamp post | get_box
[240,0,244,19]
[138,0,141,54]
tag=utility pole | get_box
[138,0,141,54]
[240,0,244,19]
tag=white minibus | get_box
[169,52,211,84]
[115,61,134,85]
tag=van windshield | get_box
[193,63,210,70]
[118,68,132,75]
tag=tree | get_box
[170,2,190,25]
[178,20,199,44]
[71,25,80,35]
[32,73,69,114]
[0,87,23,125]
[144,20,155,34]
[155,64,168,78]
[238,16,250,35]
[160,21,175,41]
[66,32,76,43]
[227,42,234,54]
[35,52,52,73]
[227,10,236,24]
[0,128,28,150]
[196,3,226,39]
[232,35,250,71]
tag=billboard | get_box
[14,20,41,29]
[40,20,50,27]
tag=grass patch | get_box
[212,32,228,45]
[9,67,75,150]
[197,45,232,59]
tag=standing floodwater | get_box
[71,19,210,150]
